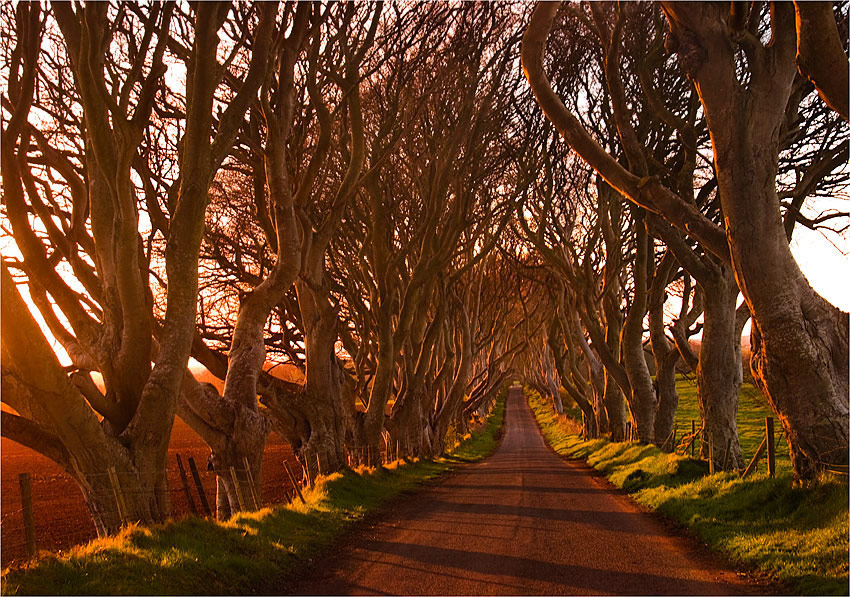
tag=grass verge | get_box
[672,374,791,471]
[1,392,506,595]
[527,386,849,596]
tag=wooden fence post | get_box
[766,417,776,478]
[176,455,198,515]
[107,466,128,526]
[242,456,260,510]
[18,473,36,557]
[229,466,246,512]
[187,457,212,517]
[283,461,306,505]
[708,435,714,474]
[691,420,696,457]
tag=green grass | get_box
[673,374,791,471]
[527,386,849,596]
[1,391,506,595]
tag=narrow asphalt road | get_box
[291,387,760,595]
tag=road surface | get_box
[291,387,761,595]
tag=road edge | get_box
[521,387,789,596]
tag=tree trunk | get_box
[388,387,430,460]
[216,304,277,514]
[592,383,610,437]
[358,290,402,463]
[620,222,657,443]
[663,2,849,477]
[565,306,609,436]
[543,344,565,415]
[430,302,474,457]
[208,431,268,518]
[256,287,350,480]
[604,377,626,441]
[696,264,745,471]
[178,374,271,518]
[651,329,679,451]
[290,279,351,473]
[649,252,679,450]
[576,397,599,439]
[602,309,627,441]
[80,465,171,536]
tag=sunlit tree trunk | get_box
[652,220,745,470]
[296,277,357,472]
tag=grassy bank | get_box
[672,375,791,471]
[2,393,506,595]
[528,386,849,596]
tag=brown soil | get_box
[0,417,301,568]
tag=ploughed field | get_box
[1,417,300,567]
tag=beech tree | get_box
[1,2,276,532]
[174,2,315,519]
[332,2,531,459]
[519,157,635,441]
[523,0,849,478]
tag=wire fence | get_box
[0,436,421,567]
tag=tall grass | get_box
[527,386,849,596]
[1,391,507,595]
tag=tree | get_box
[173,2,315,519]
[523,0,849,478]
[1,1,274,532]
[335,2,530,459]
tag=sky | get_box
[790,216,849,311]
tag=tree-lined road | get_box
[293,387,759,595]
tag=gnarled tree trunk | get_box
[621,221,657,443]
[653,222,746,470]
[523,0,849,478]
[696,264,745,471]
[261,278,352,476]
[431,302,474,456]
[663,2,849,478]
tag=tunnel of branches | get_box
[2,1,848,530]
